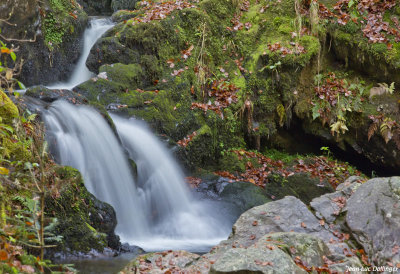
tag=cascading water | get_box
[44,100,230,252]
[111,115,230,251]
[47,18,114,90]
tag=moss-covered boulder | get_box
[265,173,334,204]
[219,181,271,217]
[45,166,120,255]
[0,0,88,86]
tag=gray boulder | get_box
[228,196,359,260]
[210,237,307,274]
[311,176,363,224]
[346,177,400,266]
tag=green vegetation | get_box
[42,0,86,50]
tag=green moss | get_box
[0,90,19,124]
[1,138,32,161]
[100,63,144,89]
[45,166,117,253]
[43,0,87,50]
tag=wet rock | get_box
[119,243,144,254]
[25,85,88,104]
[346,177,400,266]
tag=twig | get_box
[0,33,37,43]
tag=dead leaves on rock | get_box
[320,0,400,44]
[214,149,361,189]
[177,131,197,147]
[267,42,307,57]
[130,0,197,25]
[191,79,239,118]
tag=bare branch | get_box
[0,33,37,43]
[0,6,15,25]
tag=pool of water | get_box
[67,253,138,274]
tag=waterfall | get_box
[47,18,114,90]
[44,100,230,252]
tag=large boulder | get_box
[228,196,355,259]
[0,0,88,86]
[346,177,400,267]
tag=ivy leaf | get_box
[10,51,16,62]
[17,81,26,90]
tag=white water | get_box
[47,18,114,90]
[111,115,230,251]
[44,101,230,252]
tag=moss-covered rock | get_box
[45,166,120,255]
[265,173,334,204]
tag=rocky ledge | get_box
[121,176,400,273]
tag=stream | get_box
[40,17,232,273]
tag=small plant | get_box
[320,146,331,158]
[311,72,364,136]
[368,114,400,149]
